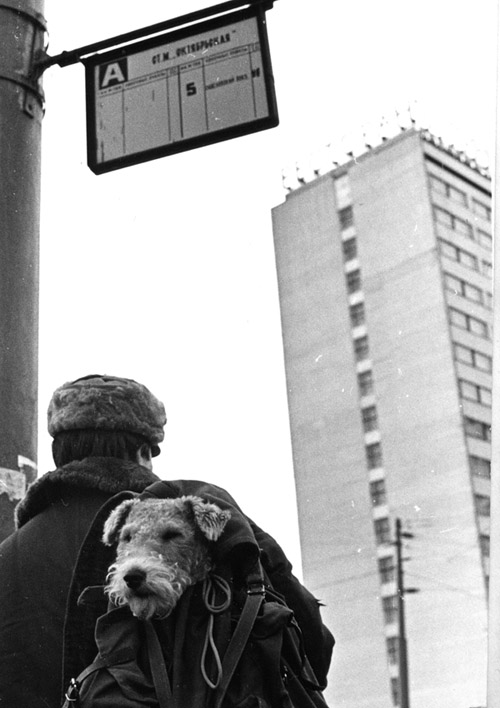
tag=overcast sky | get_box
[38,0,497,572]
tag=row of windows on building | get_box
[430,173,492,221]
[342,235,493,313]
[464,416,491,442]
[369,470,490,515]
[341,239,492,561]
[352,330,493,381]
[449,306,490,340]
[459,379,492,407]
[439,238,492,277]
[367,454,491,550]
[434,205,492,251]
[470,454,490,478]
[379,521,490,621]
[337,196,401,628]
[444,271,493,309]
[454,342,492,373]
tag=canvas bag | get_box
[62,562,329,708]
[62,483,330,708]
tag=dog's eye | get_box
[161,530,182,542]
[121,531,132,543]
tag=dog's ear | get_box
[102,499,138,546]
[185,497,231,542]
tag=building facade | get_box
[272,129,491,708]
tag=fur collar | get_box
[16,457,159,529]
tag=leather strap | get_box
[145,621,174,708]
[214,563,266,708]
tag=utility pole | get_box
[0,0,46,541]
[395,517,415,708]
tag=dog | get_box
[102,495,231,621]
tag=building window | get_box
[362,405,378,432]
[482,260,493,278]
[474,351,493,372]
[342,237,358,262]
[346,268,362,294]
[386,636,399,665]
[439,239,478,271]
[475,494,491,517]
[459,379,492,406]
[459,249,479,271]
[454,343,492,373]
[478,229,492,250]
[448,184,468,206]
[349,301,365,327]
[390,677,400,707]
[463,281,483,304]
[472,199,492,222]
[434,206,473,240]
[439,239,458,261]
[358,370,374,397]
[464,416,491,442]
[449,307,489,339]
[430,174,447,197]
[354,335,370,362]
[435,206,453,229]
[470,455,491,479]
[430,174,468,206]
[379,555,395,583]
[480,534,490,557]
[454,216,474,238]
[382,595,398,624]
[444,273,483,305]
[338,206,354,230]
[366,442,383,469]
[375,517,391,545]
[370,478,386,506]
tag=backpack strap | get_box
[63,647,136,706]
[62,490,140,695]
[144,621,174,708]
[213,561,266,708]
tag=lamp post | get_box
[0,0,46,540]
[395,518,419,708]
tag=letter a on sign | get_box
[99,59,128,88]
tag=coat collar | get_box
[16,457,159,529]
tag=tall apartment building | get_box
[272,128,491,708]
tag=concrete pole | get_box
[0,0,45,541]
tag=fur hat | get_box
[47,374,166,456]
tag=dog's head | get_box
[102,496,231,620]
[103,495,231,546]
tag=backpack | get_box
[61,484,331,708]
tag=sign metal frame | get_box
[84,4,278,174]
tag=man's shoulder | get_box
[16,457,159,529]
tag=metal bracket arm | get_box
[33,0,275,75]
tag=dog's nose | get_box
[124,571,146,590]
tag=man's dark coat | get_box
[0,458,334,708]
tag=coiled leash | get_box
[201,573,232,689]
[213,563,266,708]
[144,574,234,708]
[145,565,266,708]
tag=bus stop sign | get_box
[84,5,279,174]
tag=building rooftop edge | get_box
[281,127,491,198]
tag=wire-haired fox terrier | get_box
[102,495,231,620]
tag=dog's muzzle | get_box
[124,570,146,591]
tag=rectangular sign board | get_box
[85,6,279,174]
